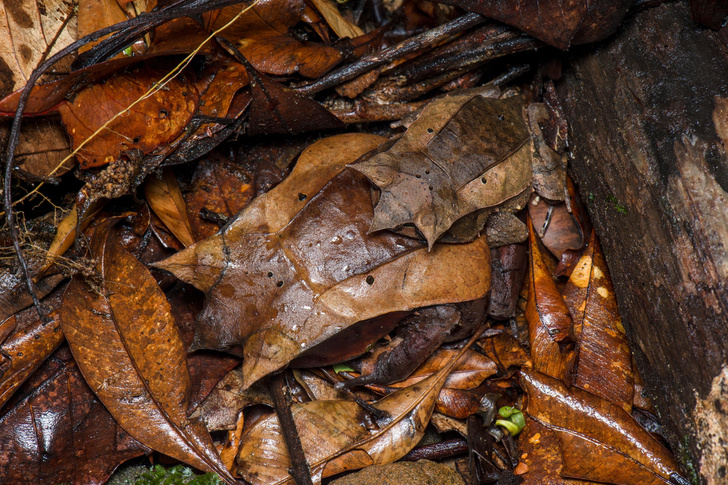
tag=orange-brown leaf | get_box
[145,168,195,247]
[0,288,65,409]
[563,230,633,411]
[526,215,575,382]
[60,220,236,484]
[57,65,197,169]
[521,369,684,485]
[517,416,566,484]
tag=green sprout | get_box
[496,406,526,436]
[333,363,355,374]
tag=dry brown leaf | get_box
[145,168,195,247]
[60,219,237,484]
[309,0,364,39]
[77,0,128,54]
[236,333,482,484]
[0,0,77,97]
[562,230,633,412]
[352,93,532,248]
[0,118,72,178]
[526,215,575,382]
[156,134,491,389]
[521,369,685,485]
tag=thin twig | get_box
[270,372,314,485]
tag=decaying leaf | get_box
[563,231,633,412]
[242,58,345,136]
[528,103,567,202]
[525,216,575,383]
[0,347,148,484]
[516,416,565,484]
[339,301,488,388]
[57,64,198,169]
[60,220,237,484]
[236,332,483,484]
[438,0,632,50]
[352,92,532,248]
[521,369,685,485]
[0,0,77,97]
[155,133,492,389]
[0,286,65,409]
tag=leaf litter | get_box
[0,1,690,484]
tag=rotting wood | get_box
[557,4,728,484]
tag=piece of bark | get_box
[557,4,728,483]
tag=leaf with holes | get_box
[155,133,492,390]
[351,93,532,248]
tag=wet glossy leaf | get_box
[60,220,237,483]
[563,231,633,412]
[0,347,148,484]
[525,216,575,382]
[527,196,583,260]
[156,134,492,389]
[521,369,685,485]
[236,334,482,484]
[439,0,632,49]
[0,286,65,409]
[352,93,532,248]
[516,416,565,484]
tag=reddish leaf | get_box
[243,59,345,136]
[206,1,344,78]
[521,369,684,485]
[183,154,255,240]
[439,0,632,49]
[60,220,237,483]
[516,416,566,484]
[525,215,575,382]
[0,347,148,484]
[0,286,65,409]
[563,231,634,412]
[528,195,583,260]
[489,243,528,320]
[57,64,198,169]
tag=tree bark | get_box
[557,4,728,484]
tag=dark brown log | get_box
[557,4,728,484]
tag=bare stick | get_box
[295,12,486,96]
[270,372,314,485]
